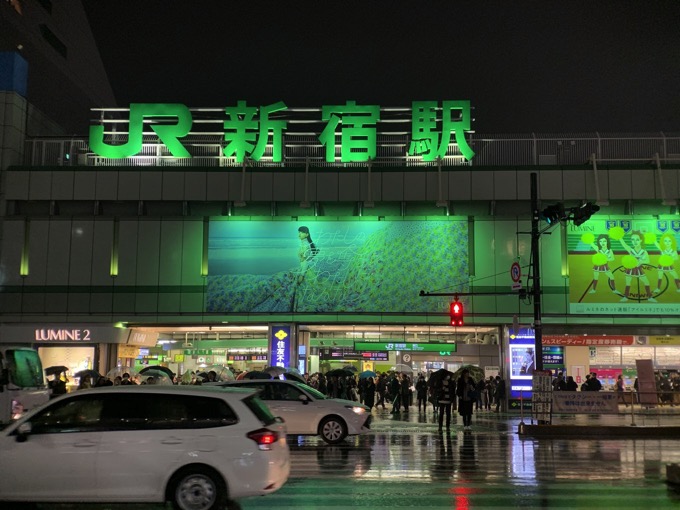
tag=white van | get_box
[0,385,290,510]
[0,346,50,425]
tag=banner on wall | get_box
[552,392,619,414]
[568,217,680,315]
[206,219,469,313]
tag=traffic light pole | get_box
[531,172,544,371]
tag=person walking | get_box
[415,374,428,413]
[400,373,412,412]
[389,373,402,413]
[484,377,495,411]
[457,369,476,430]
[475,377,486,411]
[364,376,376,410]
[376,374,387,409]
[615,374,627,407]
[436,373,455,432]
[494,375,506,413]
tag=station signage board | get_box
[353,341,457,353]
[89,101,475,163]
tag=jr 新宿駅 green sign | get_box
[353,341,457,353]
[89,101,475,163]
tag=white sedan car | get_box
[0,385,290,510]
[215,380,372,444]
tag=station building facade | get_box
[1,2,679,402]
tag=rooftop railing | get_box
[21,132,680,168]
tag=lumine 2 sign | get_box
[89,100,475,163]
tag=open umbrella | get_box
[390,364,413,374]
[138,368,174,385]
[326,368,354,378]
[140,365,175,379]
[264,366,287,377]
[342,365,358,373]
[359,370,377,379]
[198,365,235,382]
[451,365,485,383]
[242,370,273,380]
[427,368,454,388]
[281,372,306,384]
[74,369,100,381]
[105,366,139,381]
[45,365,69,377]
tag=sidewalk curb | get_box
[518,424,680,438]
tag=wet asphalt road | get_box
[31,407,680,509]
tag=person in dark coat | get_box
[565,375,578,391]
[364,377,376,409]
[457,369,476,430]
[415,374,428,413]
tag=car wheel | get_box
[319,415,347,444]
[169,465,227,510]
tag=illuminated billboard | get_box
[206,219,468,313]
[568,218,680,314]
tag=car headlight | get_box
[346,405,365,415]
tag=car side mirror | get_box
[298,394,309,405]
[16,422,32,443]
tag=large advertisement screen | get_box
[568,218,680,315]
[206,219,468,313]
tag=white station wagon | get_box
[214,379,372,444]
[0,385,290,510]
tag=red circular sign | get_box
[510,262,522,282]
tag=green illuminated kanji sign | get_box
[409,101,475,160]
[89,101,475,162]
[353,341,457,352]
[319,101,380,162]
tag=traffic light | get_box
[450,300,464,326]
[571,202,600,226]
[541,203,566,225]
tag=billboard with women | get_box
[568,217,680,314]
[206,219,469,313]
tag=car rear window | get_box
[242,394,277,426]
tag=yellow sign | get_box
[118,345,138,358]
[648,336,680,345]
[174,354,185,362]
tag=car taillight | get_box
[247,428,279,451]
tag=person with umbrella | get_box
[457,368,477,430]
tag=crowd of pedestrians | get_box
[306,369,508,433]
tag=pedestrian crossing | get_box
[241,412,680,509]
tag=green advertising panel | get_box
[354,341,457,352]
[568,217,680,315]
[206,219,468,313]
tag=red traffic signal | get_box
[450,300,464,326]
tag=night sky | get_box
[82,0,679,134]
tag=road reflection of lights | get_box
[449,485,480,510]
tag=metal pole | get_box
[531,172,544,371]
